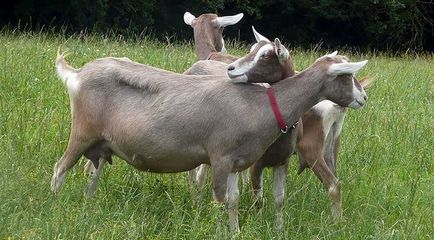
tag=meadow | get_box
[0,30,433,239]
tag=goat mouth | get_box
[356,100,365,106]
[348,99,364,109]
[227,72,244,78]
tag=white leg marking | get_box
[51,161,67,193]
[196,164,209,190]
[227,172,240,233]
[328,183,343,219]
[241,169,249,189]
[273,165,287,229]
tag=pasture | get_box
[0,30,433,239]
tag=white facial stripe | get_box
[253,44,274,62]
[227,44,275,82]
[227,43,274,82]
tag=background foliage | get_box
[1,0,433,51]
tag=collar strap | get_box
[254,83,299,133]
[265,85,289,133]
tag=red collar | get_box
[259,83,298,134]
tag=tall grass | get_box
[0,30,433,239]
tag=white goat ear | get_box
[184,12,196,26]
[215,13,244,27]
[274,38,289,61]
[328,60,368,76]
[323,50,338,58]
[252,26,270,43]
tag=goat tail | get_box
[56,47,80,94]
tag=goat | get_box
[184,12,243,63]
[184,27,301,229]
[51,45,368,232]
[183,27,371,229]
[82,12,244,196]
[184,11,245,189]
[227,34,371,228]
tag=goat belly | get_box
[120,153,204,173]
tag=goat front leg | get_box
[273,163,288,230]
[227,172,240,233]
[250,161,265,209]
[211,160,240,233]
[300,149,342,219]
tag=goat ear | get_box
[322,51,338,58]
[215,13,244,27]
[328,60,368,76]
[252,26,270,43]
[184,12,196,26]
[359,77,374,89]
[274,38,289,61]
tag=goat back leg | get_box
[85,158,107,197]
[196,164,209,190]
[240,169,249,191]
[300,149,342,219]
[188,168,197,188]
[189,164,209,205]
[273,163,288,230]
[51,135,95,194]
[250,161,265,209]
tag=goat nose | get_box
[227,65,235,71]
[363,94,368,101]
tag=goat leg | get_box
[273,163,288,230]
[51,134,95,194]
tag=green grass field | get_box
[0,30,433,239]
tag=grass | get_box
[0,30,433,239]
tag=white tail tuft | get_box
[56,48,80,94]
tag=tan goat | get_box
[51,44,368,232]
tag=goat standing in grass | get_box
[52,42,368,232]
[184,25,372,228]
